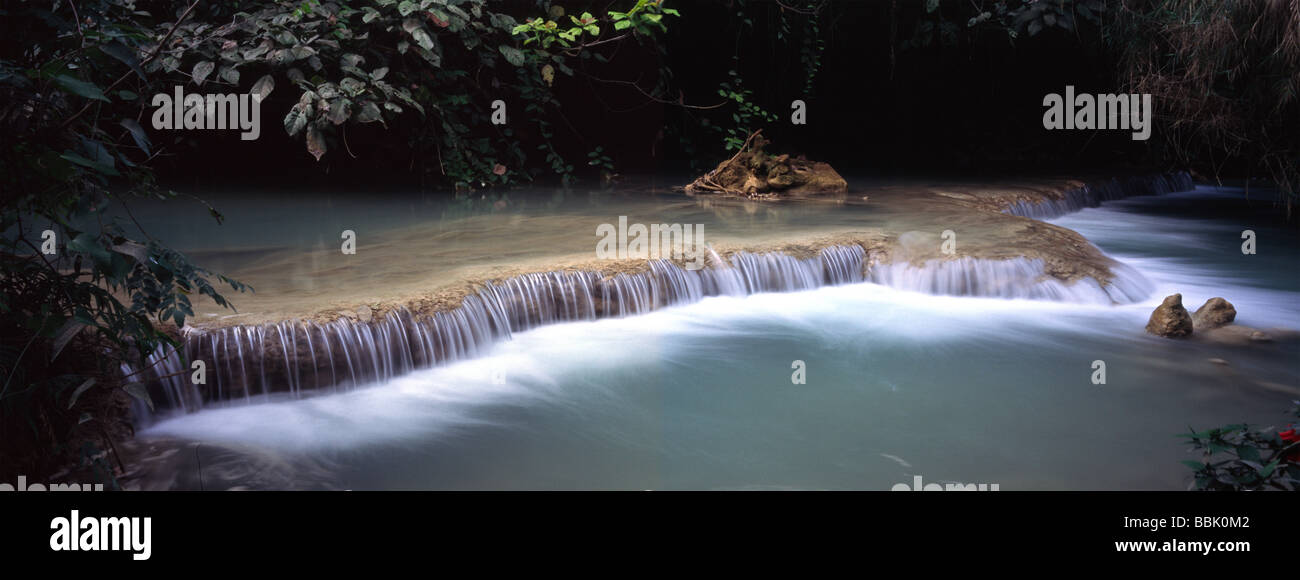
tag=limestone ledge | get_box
[180,173,1186,331]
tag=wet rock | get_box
[1145,293,1194,338]
[684,131,847,197]
[1192,297,1236,330]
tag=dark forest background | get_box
[159,0,1156,187]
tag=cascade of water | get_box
[127,173,1191,418]
[128,245,867,414]
[119,344,194,427]
[866,256,1154,304]
[1003,172,1194,219]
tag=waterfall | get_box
[123,173,1191,420]
[1003,172,1194,219]
[867,256,1153,304]
[119,345,193,425]
[125,245,867,415]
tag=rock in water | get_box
[683,131,847,197]
[1192,297,1236,330]
[1146,293,1194,337]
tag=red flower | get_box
[1281,426,1300,463]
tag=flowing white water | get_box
[1003,173,1195,219]
[1049,187,1300,329]
[134,183,1298,490]
[867,256,1154,304]
[125,245,869,415]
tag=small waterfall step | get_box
[1003,172,1194,219]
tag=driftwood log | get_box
[684,130,848,198]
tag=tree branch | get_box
[60,0,201,130]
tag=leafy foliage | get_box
[136,0,676,187]
[907,0,1105,48]
[586,145,613,172]
[715,67,777,152]
[1,0,251,481]
[1180,402,1300,491]
[1108,0,1300,216]
[664,0,823,167]
[797,4,824,95]
[0,0,682,478]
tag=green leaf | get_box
[51,319,87,362]
[355,101,382,123]
[110,241,149,263]
[339,77,366,97]
[59,152,119,176]
[122,382,154,412]
[250,74,275,103]
[100,42,146,80]
[67,378,96,409]
[398,0,418,16]
[220,66,240,85]
[243,43,271,60]
[68,232,112,267]
[119,118,151,156]
[1237,445,1261,462]
[499,45,525,66]
[411,27,436,51]
[284,106,308,137]
[306,124,327,161]
[341,53,366,68]
[1259,459,1279,478]
[328,98,351,125]
[54,75,109,102]
[192,61,215,86]
[415,46,441,67]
